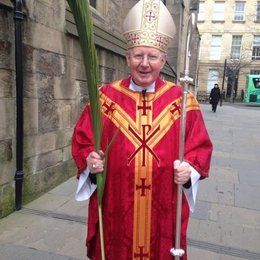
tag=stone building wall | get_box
[0,3,15,218]
[0,0,130,218]
[197,0,260,99]
[167,0,200,92]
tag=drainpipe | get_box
[13,0,24,210]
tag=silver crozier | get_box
[170,13,195,259]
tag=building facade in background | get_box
[0,0,199,218]
[197,0,260,100]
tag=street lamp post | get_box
[220,59,227,106]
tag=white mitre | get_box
[123,0,176,52]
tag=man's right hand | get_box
[86,151,104,173]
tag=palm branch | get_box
[66,0,105,258]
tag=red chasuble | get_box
[72,76,213,260]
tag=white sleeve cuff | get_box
[75,168,97,201]
[183,166,200,212]
[75,165,200,209]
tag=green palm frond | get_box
[67,1,106,258]
[67,0,104,204]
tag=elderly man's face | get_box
[126,47,166,87]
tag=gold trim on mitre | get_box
[123,0,176,52]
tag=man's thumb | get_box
[173,160,181,169]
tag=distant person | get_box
[232,89,236,103]
[209,83,221,112]
[241,89,244,102]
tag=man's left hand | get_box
[173,160,191,185]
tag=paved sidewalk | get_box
[0,177,87,259]
[188,103,260,260]
[0,103,259,259]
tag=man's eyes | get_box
[134,54,143,59]
[132,54,160,60]
[149,55,159,60]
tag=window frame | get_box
[212,1,225,21]
[234,1,245,21]
[256,1,260,22]
[210,35,222,60]
[198,1,205,21]
[250,70,260,75]
[231,35,242,60]
[252,35,260,60]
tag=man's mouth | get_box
[139,71,150,75]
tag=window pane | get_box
[252,36,260,60]
[253,36,260,44]
[198,2,205,21]
[210,35,221,60]
[207,70,219,92]
[234,1,245,21]
[231,35,242,59]
[213,2,225,20]
[257,2,260,21]
[251,69,260,75]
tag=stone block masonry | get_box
[0,6,16,218]
[0,0,130,218]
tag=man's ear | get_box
[161,60,166,69]
[160,54,167,69]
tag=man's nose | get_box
[140,56,150,66]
